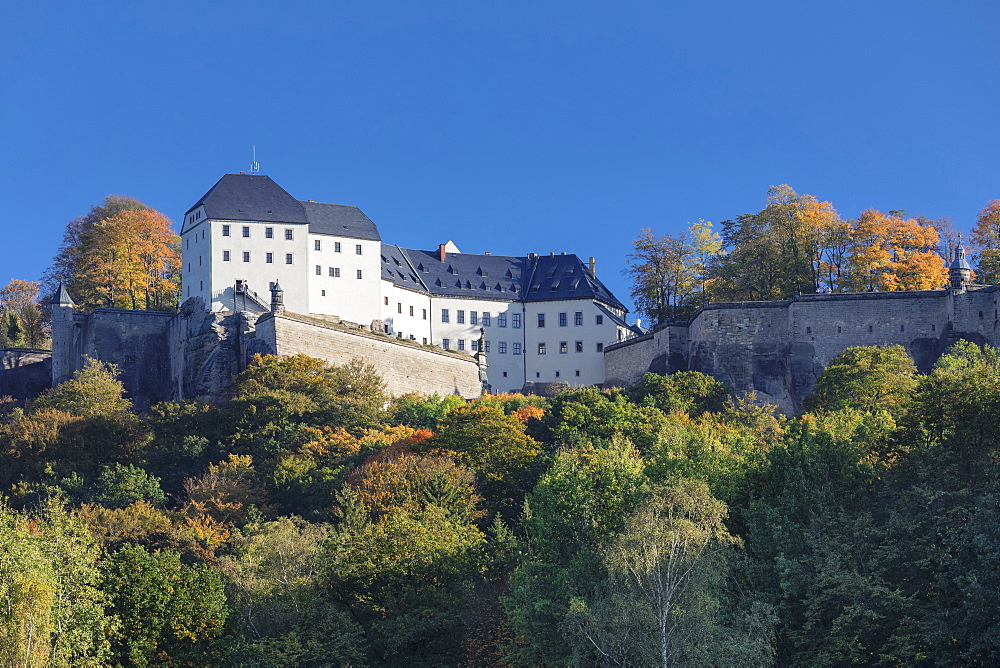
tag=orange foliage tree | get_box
[72,208,180,310]
[846,209,946,291]
[971,199,1000,284]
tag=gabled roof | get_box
[379,246,627,310]
[526,254,626,310]
[302,202,381,241]
[187,174,308,224]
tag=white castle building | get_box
[180,174,638,393]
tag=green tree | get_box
[33,357,132,418]
[626,228,699,324]
[427,401,541,518]
[102,544,228,665]
[629,371,729,418]
[92,463,166,509]
[804,345,917,416]
[565,480,771,667]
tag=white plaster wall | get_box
[428,295,526,393]
[380,284,433,344]
[186,219,310,313]
[306,235,381,324]
[521,299,621,387]
[180,210,213,306]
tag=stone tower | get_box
[949,240,972,290]
[49,283,78,386]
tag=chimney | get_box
[438,244,447,262]
[588,257,596,278]
[527,252,538,260]
[550,252,555,257]
[484,251,491,255]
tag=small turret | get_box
[269,281,285,315]
[50,283,75,307]
[949,239,972,290]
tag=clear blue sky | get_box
[4,1,999,315]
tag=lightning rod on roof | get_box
[250,145,260,175]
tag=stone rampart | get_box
[0,349,52,401]
[54,308,174,411]
[254,312,484,398]
[604,285,1000,414]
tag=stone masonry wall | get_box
[604,285,1000,414]
[0,349,52,401]
[256,312,484,398]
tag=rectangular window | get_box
[575,340,583,352]
[442,309,450,323]
[575,311,583,326]
[223,250,231,261]
[537,313,545,328]
[316,265,322,275]
[335,242,341,253]
[422,337,428,345]
[512,313,521,329]
[356,270,363,279]
[397,303,402,314]
[457,310,465,324]
[355,244,362,255]
[242,226,250,238]
[266,252,273,264]
[538,343,546,355]
[499,341,507,354]
[222,225,230,236]
[470,311,478,325]
[596,315,604,325]
[596,342,604,352]
[285,253,293,264]
[482,312,491,326]
[243,251,251,262]
[471,340,478,352]
[560,341,568,354]
[422,309,427,320]
[485,340,491,352]
[332,267,340,277]
[409,305,414,316]
[559,312,567,327]
[513,342,522,355]
[314,239,321,250]
[443,339,451,350]
[285,229,294,240]
[265,227,273,239]
[498,313,506,327]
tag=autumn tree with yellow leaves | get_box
[971,199,1000,284]
[44,196,180,311]
[845,209,947,291]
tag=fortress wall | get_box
[64,309,175,410]
[950,288,998,343]
[604,333,655,387]
[258,312,484,398]
[686,302,794,409]
[790,291,950,377]
[0,349,52,401]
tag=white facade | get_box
[181,174,637,394]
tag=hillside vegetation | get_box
[1,344,999,665]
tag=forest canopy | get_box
[0,344,998,664]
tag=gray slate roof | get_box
[188,174,380,240]
[301,201,381,241]
[188,174,308,224]
[381,244,626,310]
